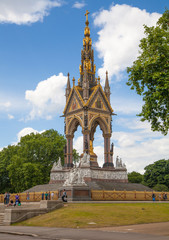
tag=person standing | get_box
[4,192,7,205]
[48,191,50,200]
[6,192,10,205]
[45,192,48,200]
[51,192,54,200]
[152,192,156,202]
[158,193,162,201]
[26,192,30,201]
[15,194,19,206]
[42,192,44,200]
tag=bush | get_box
[153,184,168,192]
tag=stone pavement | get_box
[0,224,169,240]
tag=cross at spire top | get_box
[85,10,90,22]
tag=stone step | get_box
[0,213,4,226]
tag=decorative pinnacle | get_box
[98,76,100,84]
[72,77,75,87]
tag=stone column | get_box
[83,130,90,154]
[103,133,114,168]
[65,134,74,168]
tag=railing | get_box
[91,190,168,201]
[0,191,59,203]
[0,190,168,202]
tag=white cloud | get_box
[72,1,85,9]
[112,118,169,173]
[8,114,14,119]
[17,127,45,142]
[25,73,67,120]
[0,101,11,109]
[111,97,142,115]
[93,4,161,80]
[0,0,62,25]
[17,127,39,142]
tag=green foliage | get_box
[73,149,80,166]
[153,184,168,192]
[127,10,169,135]
[0,129,66,193]
[128,171,143,183]
[144,159,169,189]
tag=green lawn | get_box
[14,203,169,228]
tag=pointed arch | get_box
[67,115,83,136]
[89,115,109,140]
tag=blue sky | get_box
[0,0,168,173]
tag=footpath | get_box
[0,223,169,240]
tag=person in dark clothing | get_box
[45,192,48,200]
[62,189,67,202]
[42,192,44,200]
[152,192,156,202]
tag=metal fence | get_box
[91,190,168,201]
[0,191,59,203]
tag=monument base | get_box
[59,186,91,201]
[103,162,114,168]
[64,163,74,168]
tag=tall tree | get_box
[0,129,66,193]
[128,171,143,184]
[144,159,169,188]
[127,10,169,135]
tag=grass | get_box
[14,203,169,228]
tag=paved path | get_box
[0,223,169,240]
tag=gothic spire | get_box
[65,72,71,101]
[79,10,96,94]
[104,71,110,102]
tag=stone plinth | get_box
[50,167,128,184]
[59,186,91,201]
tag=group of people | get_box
[152,192,167,201]
[41,191,55,200]
[4,193,21,207]
[41,190,67,202]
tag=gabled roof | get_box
[63,86,84,114]
[84,84,114,113]
[63,84,114,115]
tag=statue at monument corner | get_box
[116,156,126,169]
[79,152,90,167]
[51,157,63,171]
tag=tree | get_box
[0,129,66,193]
[72,149,80,166]
[153,184,168,192]
[127,10,169,135]
[128,171,143,183]
[143,159,169,188]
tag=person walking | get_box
[62,189,67,202]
